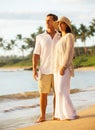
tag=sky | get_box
[0,0,95,55]
[0,0,95,37]
[0,0,95,25]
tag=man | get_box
[32,13,61,123]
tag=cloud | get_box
[0,12,46,20]
[0,0,94,26]
[52,0,95,4]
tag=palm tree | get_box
[16,34,22,40]
[88,19,95,42]
[78,24,88,55]
[5,43,12,50]
[90,18,95,33]
[72,24,80,56]
[0,37,3,48]
[90,19,95,52]
[31,26,44,52]
[30,33,36,50]
[36,26,45,35]
[24,36,34,53]
[10,40,16,48]
[20,44,27,57]
[15,34,27,56]
[24,26,44,54]
[88,25,94,55]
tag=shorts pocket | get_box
[39,74,43,80]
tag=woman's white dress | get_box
[54,33,77,120]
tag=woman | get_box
[54,16,79,120]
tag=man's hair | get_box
[47,13,58,21]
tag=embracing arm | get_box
[60,34,74,75]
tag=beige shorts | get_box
[38,74,54,93]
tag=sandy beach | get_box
[75,66,95,71]
[18,104,95,130]
[0,66,95,130]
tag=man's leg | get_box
[36,93,47,123]
[52,92,56,119]
[52,74,56,119]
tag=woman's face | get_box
[58,22,67,32]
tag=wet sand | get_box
[18,105,95,130]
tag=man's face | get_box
[46,16,54,29]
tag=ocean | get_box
[0,69,95,95]
[0,69,95,130]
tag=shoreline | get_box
[17,104,95,130]
[0,88,83,99]
[75,66,95,71]
[0,66,95,71]
[1,91,95,130]
[0,66,95,130]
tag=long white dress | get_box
[54,33,77,120]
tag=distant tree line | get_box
[72,18,95,56]
[0,18,95,57]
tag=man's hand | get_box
[33,68,38,80]
[32,54,40,80]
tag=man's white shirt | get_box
[33,31,61,74]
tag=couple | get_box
[33,13,78,123]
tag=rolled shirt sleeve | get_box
[33,36,41,55]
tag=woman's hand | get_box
[59,66,66,76]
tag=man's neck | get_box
[46,29,56,38]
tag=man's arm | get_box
[32,54,40,80]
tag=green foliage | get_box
[0,18,95,69]
[0,18,95,57]
[74,56,95,68]
[0,54,95,69]
[0,54,32,68]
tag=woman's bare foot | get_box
[74,115,80,119]
[52,117,60,120]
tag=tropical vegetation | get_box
[0,18,95,68]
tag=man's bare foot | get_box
[35,117,46,123]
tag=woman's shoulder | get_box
[66,33,74,37]
[65,33,74,40]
